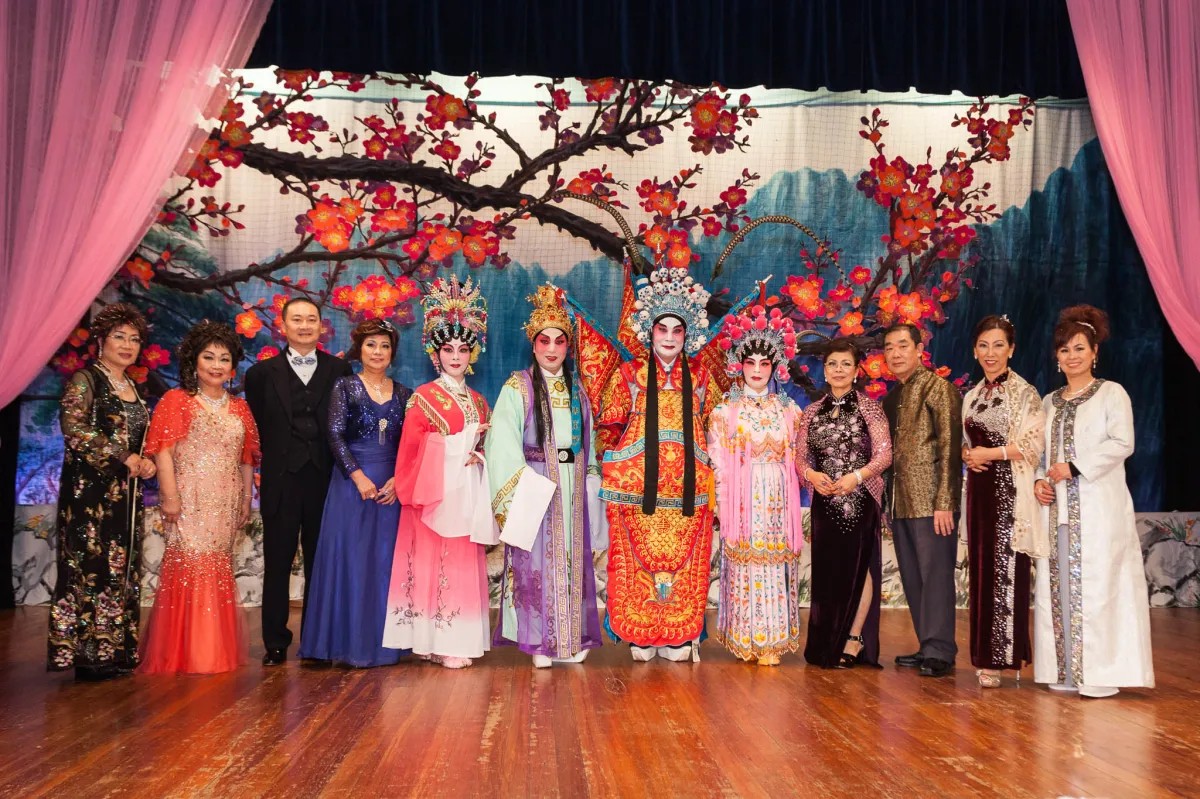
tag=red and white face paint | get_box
[533,327,569,373]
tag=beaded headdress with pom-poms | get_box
[421,275,488,372]
[630,266,711,356]
[523,283,574,342]
[716,303,798,383]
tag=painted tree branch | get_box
[154,145,633,293]
[241,143,623,255]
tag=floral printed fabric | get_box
[47,366,147,673]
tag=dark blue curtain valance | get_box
[247,0,1086,99]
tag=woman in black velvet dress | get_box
[800,340,893,669]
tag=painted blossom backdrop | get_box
[13,70,1166,605]
[18,69,1161,507]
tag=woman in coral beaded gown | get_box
[138,322,259,675]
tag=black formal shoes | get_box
[74,666,122,682]
[919,658,954,677]
[262,648,287,666]
[894,652,924,668]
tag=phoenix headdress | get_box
[715,279,799,383]
[421,275,488,372]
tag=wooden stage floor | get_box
[0,606,1196,798]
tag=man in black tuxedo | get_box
[245,297,351,665]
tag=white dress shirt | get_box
[287,347,318,385]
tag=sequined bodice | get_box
[173,406,246,553]
[807,396,871,479]
[329,376,410,472]
[122,399,149,452]
[807,394,874,523]
[966,377,1011,449]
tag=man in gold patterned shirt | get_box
[881,322,963,678]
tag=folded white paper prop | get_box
[498,468,557,551]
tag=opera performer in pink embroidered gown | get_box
[707,302,806,666]
[382,276,496,668]
[138,323,259,675]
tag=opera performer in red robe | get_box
[596,265,723,662]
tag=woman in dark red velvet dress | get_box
[961,315,1045,688]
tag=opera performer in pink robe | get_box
[708,302,805,666]
[382,276,497,669]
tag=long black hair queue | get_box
[641,355,697,517]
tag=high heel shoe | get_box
[976,669,1002,688]
[837,634,865,669]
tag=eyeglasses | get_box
[107,333,143,346]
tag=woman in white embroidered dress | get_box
[1033,305,1153,698]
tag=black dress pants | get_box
[260,462,328,650]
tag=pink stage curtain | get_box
[0,0,271,408]
[1067,0,1200,369]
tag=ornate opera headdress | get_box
[523,283,574,341]
[716,302,798,383]
[421,275,488,372]
[630,266,711,356]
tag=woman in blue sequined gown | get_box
[299,321,412,666]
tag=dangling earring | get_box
[1056,363,1062,373]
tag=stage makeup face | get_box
[1057,332,1096,380]
[100,324,143,371]
[824,350,857,395]
[742,354,773,392]
[281,300,321,354]
[360,334,393,373]
[197,344,234,392]
[533,327,568,375]
[652,315,685,364]
[438,339,472,380]
[974,327,1013,383]
[883,327,922,382]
